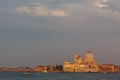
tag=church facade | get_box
[63,49,99,72]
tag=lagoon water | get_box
[0,72,120,80]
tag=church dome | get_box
[74,54,81,60]
[64,60,71,64]
[85,49,94,58]
[85,53,94,58]
[74,53,82,63]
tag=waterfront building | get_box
[63,49,99,72]
[100,64,115,72]
[16,67,31,72]
[114,65,120,73]
[55,65,63,71]
[34,65,60,72]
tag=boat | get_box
[23,72,29,75]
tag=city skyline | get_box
[0,49,120,73]
[0,0,120,67]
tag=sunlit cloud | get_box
[94,2,108,8]
[17,5,68,17]
[15,0,120,17]
[94,0,109,8]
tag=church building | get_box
[63,49,99,72]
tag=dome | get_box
[85,49,94,58]
[64,61,71,64]
[74,54,81,60]
[85,53,94,58]
[74,54,82,63]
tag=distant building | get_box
[114,65,120,73]
[34,65,45,72]
[16,67,31,72]
[63,49,99,72]
[55,65,63,71]
[34,65,61,72]
[100,64,115,72]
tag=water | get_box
[0,72,120,80]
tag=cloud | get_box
[16,4,68,17]
[94,2,108,8]
[90,0,120,17]
[15,0,120,17]
[93,0,110,8]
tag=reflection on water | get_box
[0,72,120,80]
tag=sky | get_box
[0,0,120,67]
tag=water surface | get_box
[0,72,120,80]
